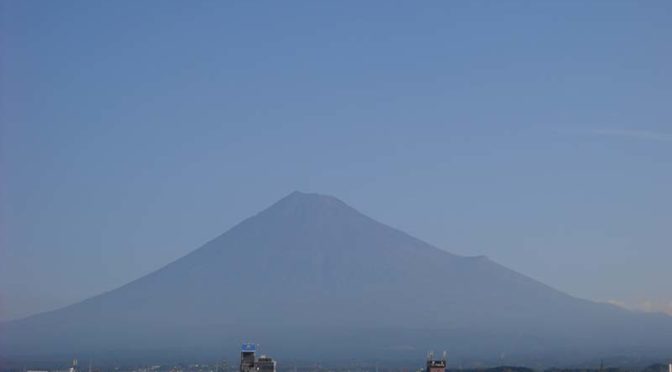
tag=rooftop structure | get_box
[69,359,79,372]
[426,351,446,372]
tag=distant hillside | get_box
[2,192,671,365]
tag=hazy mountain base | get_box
[2,324,670,368]
[2,192,671,366]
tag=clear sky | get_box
[1,1,671,321]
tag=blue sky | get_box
[1,1,671,321]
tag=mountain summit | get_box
[2,192,671,364]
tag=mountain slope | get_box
[2,192,671,364]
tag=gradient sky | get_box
[1,1,671,321]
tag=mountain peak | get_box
[281,190,343,204]
[265,191,356,217]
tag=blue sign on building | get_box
[241,343,257,352]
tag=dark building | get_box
[426,352,446,372]
[240,343,256,372]
[256,356,277,372]
[239,343,277,372]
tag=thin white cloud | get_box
[604,299,672,316]
[592,129,672,142]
